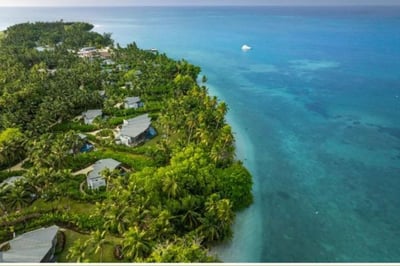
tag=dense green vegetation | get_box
[0,22,252,262]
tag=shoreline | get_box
[207,82,263,262]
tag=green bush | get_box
[96,129,114,138]
[65,149,154,172]
[86,134,97,143]
[52,122,99,132]
[216,162,253,211]
[106,117,125,127]
[65,153,102,171]
[8,211,105,235]
[0,229,12,243]
[99,142,140,154]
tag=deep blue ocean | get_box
[1,6,400,262]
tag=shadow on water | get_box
[276,190,292,200]
[304,101,330,119]
[376,126,400,140]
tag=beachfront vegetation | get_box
[0,21,252,262]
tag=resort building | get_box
[0,225,59,263]
[77,47,97,58]
[115,114,156,146]
[124,96,143,109]
[87,158,122,190]
[82,109,102,125]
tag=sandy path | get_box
[7,159,28,171]
[72,164,94,176]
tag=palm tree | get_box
[148,209,173,241]
[185,114,197,144]
[196,216,220,243]
[122,226,152,261]
[147,235,212,262]
[214,102,228,130]
[215,198,235,228]
[86,230,109,262]
[27,133,53,167]
[25,167,54,197]
[180,195,201,230]
[0,187,9,214]
[202,195,234,242]
[64,130,84,155]
[104,204,131,235]
[219,125,234,151]
[67,239,89,262]
[204,193,219,215]
[0,128,26,167]
[162,172,179,199]
[4,181,34,211]
[100,168,119,192]
[49,134,71,169]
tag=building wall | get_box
[120,135,132,146]
[87,178,106,190]
[41,235,57,262]
[120,131,148,147]
[124,101,143,109]
[83,117,94,125]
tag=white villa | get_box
[115,114,155,147]
[86,158,122,190]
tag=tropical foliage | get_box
[0,21,253,262]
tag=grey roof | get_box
[82,109,102,120]
[0,225,59,263]
[119,114,151,139]
[0,176,24,188]
[87,158,121,181]
[125,96,141,105]
[77,133,87,139]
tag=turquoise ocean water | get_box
[1,6,400,262]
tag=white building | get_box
[115,114,155,146]
[87,158,122,190]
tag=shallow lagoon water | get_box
[1,6,400,262]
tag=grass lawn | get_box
[57,229,90,262]
[57,228,124,262]
[29,198,96,215]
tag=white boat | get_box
[241,44,252,51]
